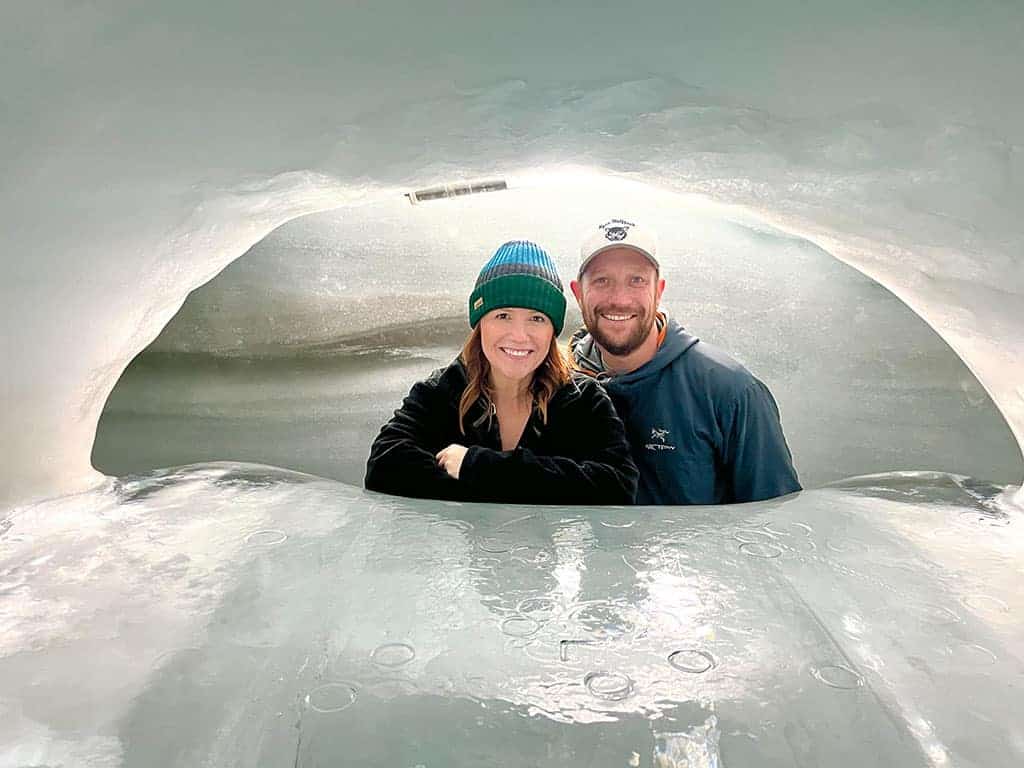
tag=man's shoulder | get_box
[669,339,756,392]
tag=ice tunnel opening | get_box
[91,168,1023,493]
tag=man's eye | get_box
[630,276,647,285]
[593,277,608,286]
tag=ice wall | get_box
[2,1,1022,508]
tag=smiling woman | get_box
[364,239,638,504]
[472,308,562,450]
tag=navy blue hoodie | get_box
[570,315,801,505]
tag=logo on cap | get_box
[599,218,636,243]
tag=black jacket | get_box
[365,360,638,504]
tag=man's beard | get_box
[585,303,656,357]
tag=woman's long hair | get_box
[458,325,572,434]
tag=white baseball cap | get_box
[578,219,659,278]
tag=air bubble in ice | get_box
[810,664,864,690]
[306,682,358,713]
[245,529,287,546]
[732,529,775,544]
[478,537,511,553]
[371,642,416,668]
[739,542,783,559]
[961,594,1009,614]
[502,616,541,637]
[584,671,634,701]
[668,649,716,674]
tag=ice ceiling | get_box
[2,1,1022,509]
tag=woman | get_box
[365,240,637,505]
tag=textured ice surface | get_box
[2,463,1022,766]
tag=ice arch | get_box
[91,173,1023,489]
[2,2,1022,509]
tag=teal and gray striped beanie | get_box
[469,240,567,334]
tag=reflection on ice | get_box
[655,715,721,768]
[1,462,1023,765]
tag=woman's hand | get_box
[436,444,469,479]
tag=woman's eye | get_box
[530,314,547,323]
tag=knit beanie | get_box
[468,240,567,335]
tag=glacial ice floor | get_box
[2,463,1022,767]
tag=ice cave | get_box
[2,3,1023,765]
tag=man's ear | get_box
[570,279,584,306]
[655,277,666,305]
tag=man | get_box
[569,219,801,505]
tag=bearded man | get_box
[569,219,801,505]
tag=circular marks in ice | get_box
[428,518,474,534]
[957,510,1011,528]
[306,682,358,713]
[762,521,816,552]
[668,649,716,674]
[569,601,637,639]
[502,616,542,638]
[517,596,557,616]
[961,594,1010,615]
[244,529,287,547]
[511,545,553,565]
[371,642,416,669]
[584,671,635,701]
[763,521,814,538]
[600,519,636,529]
[810,664,864,691]
[738,542,783,559]
[732,529,775,544]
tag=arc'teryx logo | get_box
[645,427,676,452]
